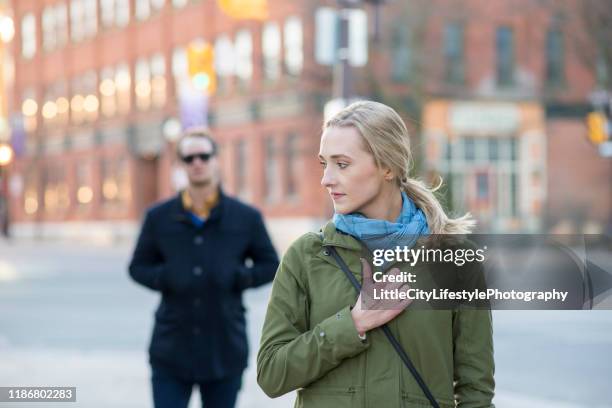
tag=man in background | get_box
[129,128,279,408]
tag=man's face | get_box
[178,136,219,188]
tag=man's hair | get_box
[176,127,218,158]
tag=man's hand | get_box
[350,258,413,336]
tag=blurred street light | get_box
[217,0,268,20]
[0,143,12,166]
[162,118,182,142]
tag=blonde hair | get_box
[324,100,476,234]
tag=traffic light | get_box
[217,0,268,20]
[586,111,608,145]
[187,43,216,95]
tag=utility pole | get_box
[334,2,354,101]
[325,0,386,120]
[588,90,612,234]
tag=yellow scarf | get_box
[181,189,219,219]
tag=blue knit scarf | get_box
[333,191,430,255]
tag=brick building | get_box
[5,0,610,245]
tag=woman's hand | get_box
[350,258,413,336]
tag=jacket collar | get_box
[321,220,363,252]
[171,186,226,224]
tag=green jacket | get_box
[257,222,495,408]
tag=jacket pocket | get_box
[297,386,362,408]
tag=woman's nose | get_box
[320,168,336,187]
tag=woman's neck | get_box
[361,188,403,222]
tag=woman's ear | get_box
[383,167,394,182]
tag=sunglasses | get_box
[181,152,215,164]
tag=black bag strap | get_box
[325,245,440,408]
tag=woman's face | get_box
[319,126,389,217]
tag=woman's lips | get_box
[331,193,346,200]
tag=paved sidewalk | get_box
[1,239,611,407]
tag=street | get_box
[0,240,611,407]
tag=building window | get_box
[172,46,188,95]
[496,26,514,86]
[70,0,85,42]
[235,30,253,87]
[101,0,130,28]
[262,22,281,81]
[43,7,57,51]
[23,169,39,216]
[488,138,499,161]
[56,95,70,126]
[101,157,130,205]
[135,58,152,110]
[133,55,164,110]
[135,0,151,20]
[151,53,167,108]
[264,136,279,203]
[100,67,117,117]
[71,77,85,124]
[172,0,189,8]
[136,0,164,20]
[42,84,61,127]
[116,0,130,27]
[83,0,97,38]
[391,25,410,82]
[21,13,36,59]
[43,164,70,213]
[463,137,475,161]
[510,172,518,217]
[444,22,465,84]
[83,71,99,122]
[101,0,114,28]
[43,4,68,50]
[71,71,98,124]
[235,139,248,199]
[55,4,68,47]
[151,0,166,11]
[115,63,132,114]
[286,133,299,199]
[76,161,94,208]
[315,7,337,66]
[21,89,38,133]
[596,56,609,87]
[214,35,235,91]
[284,16,303,76]
[476,172,489,200]
[546,28,564,87]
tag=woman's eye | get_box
[319,161,327,168]
[337,162,348,169]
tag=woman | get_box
[257,101,494,407]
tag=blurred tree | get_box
[364,0,454,208]
[570,0,612,88]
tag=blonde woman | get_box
[257,101,494,407]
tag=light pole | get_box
[0,7,13,238]
[588,90,612,234]
[325,0,387,120]
[0,143,12,237]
